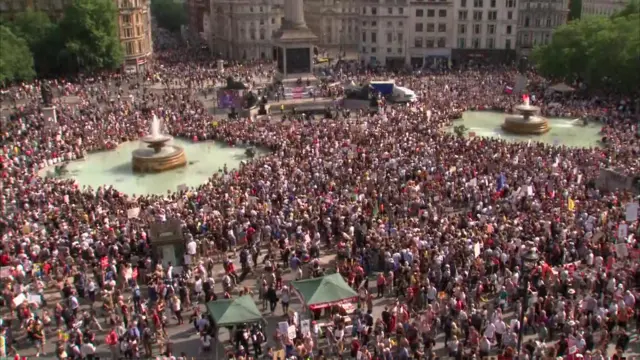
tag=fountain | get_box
[131,114,187,172]
[502,95,550,135]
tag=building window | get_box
[507,11,512,20]
[524,16,529,26]
[486,37,494,48]
[488,11,497,20]
[371,32,377,42]
[260,31,265,40]
[387,32,393,42]
[427,9,435,17]
[546,17,551,27]
[371,47,376,53]
[362,7,366,14]
[250,31,256,40]
[473,0,483,7]
[362,47,367,53]
[387,47,392,53]
[458,38,465,48]
[372,7,377,15]
[506,25,512,34]
[427,23,435,32]
[459,10,468,20]
[362,31,367,42]
[505,38,511,49]
[415,37,423,47]
[125,41,134,55]
[426,39,434,47]
[260,19,264,25]
[474,23,481,34]
[506,0,515,7]
[460,0,467,6]
[473,11,482,20]
[487,24,495,34]
[415,23,424,32]
[388,7,393,14]
[398,7,403,14]
[535,17,540,26]
[416,9,424,16]
[387,21,392,27]
[472,38,480,48]
[438,38,446,47]
[372,21,377,26]
[250,6,253,12]
[458,24,466,34]
[439,9,447,17]
[398,33,403,42]
[398,48,403,53]
[122,14,132,24]
[490,0,496,6]
[438,23,446,32]
[123,28,133,38]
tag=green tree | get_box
[0,25,36,84]
[7,10,63,76]
[58,0,123,72]
[612,0,640,18]
[151,0,187,33]
[531,13,640,92]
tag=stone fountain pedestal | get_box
[132,134,187,173]
[502,103,550,135]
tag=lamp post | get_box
[516,248,540,358]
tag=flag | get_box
[504,86,513,94]
[568,198,575,211]
[522,94,530,103]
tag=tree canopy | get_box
[58,0,123,72]
[532,2,640,92]
[0,25,36,84]
[151,0,187,33]
[1,0,123,81]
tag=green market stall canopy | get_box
[205,295,265,327]
[291,273,358,310]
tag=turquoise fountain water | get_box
[450,111,602,148]
[39,139,266,195]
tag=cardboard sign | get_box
[617,223,628,242]
[13,293,26,307]
[278,321,289,337]
[626,203,639,222]
[300,319,310,337]
[615,243,628,258]
[287,325,297,340]
[0,266,12,278]
[127,208,140,219]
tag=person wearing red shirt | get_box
[105,328,119,360]
[350,337,361,358]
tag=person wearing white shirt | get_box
[484,322,496,342]
[479,335,491,356]
[81,341,96,359]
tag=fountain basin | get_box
[132,145,187,172]
[502,114,550,135]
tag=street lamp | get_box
[516,248,540,358]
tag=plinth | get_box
[273,0,318,88]
[132,135,187,172]
[502,104,550,135]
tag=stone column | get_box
[285,0,306,28]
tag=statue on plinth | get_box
[41,81,53,107]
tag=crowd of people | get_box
[0,45,638,360]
